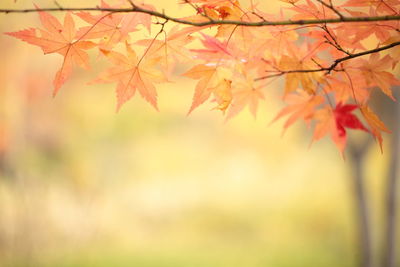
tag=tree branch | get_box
[0,6,400,27]
[255,41,400,81]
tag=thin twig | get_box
[321,25,351,55]
[314,0,344,19]
[126,0,136,9]
[255,41,400,81]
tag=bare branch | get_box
[320,25,351,55]
[256,41,400,81]
[126,0,136,8]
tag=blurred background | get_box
[0,0,398,266]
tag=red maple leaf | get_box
[313,103,368,153]
[334,102,368,137]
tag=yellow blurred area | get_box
[0,0,394,266]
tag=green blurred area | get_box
[0,1,394,266]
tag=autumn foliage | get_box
[4,0,400,153]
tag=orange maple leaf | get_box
[135,26,194,75]
[360,105,391,151]
[95,43,166,111]
[75,1,128,51]
[278,44,323,95]
[341,0,399,14]
[211,78,233,113]
[183,64,231,114]
[192,33,232,58]
[352,54,400,99]
[5,7,95,95]
[272,90,324,132]
[120,1,155,34]
[225,71,266,120]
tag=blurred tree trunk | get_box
[367,88,399,267]
[349,138,373,267]
[382,89,399,267]
[348,88,400,267]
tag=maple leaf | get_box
[304,26,365,58]
[335,103,368,135]
[329,77,370,105]
[237,25,273,61]
[313,103,368,153]
[272,90,324,132]
[225,70,266,120]
[278,44,323,95]
[360,105,391,151]
[341,0,400,14]
[211,79,233,112]
[214,2,256,51]
[341,9,394,43]
[350,54,400,99]
[184,0,242,20]
[135,26,194,75]
[119,1,155,34]
[262,27,299,57]
[75,1,128,51]
[183,64,231,114]
[94,43,166,111]
[189,0,253,51]
[5,8,95,95]
[191,33,233,61]
[383,37,400,67]
[214,1,244,35]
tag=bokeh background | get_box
[0,0,397,266]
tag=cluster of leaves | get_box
[4,0,400,153]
